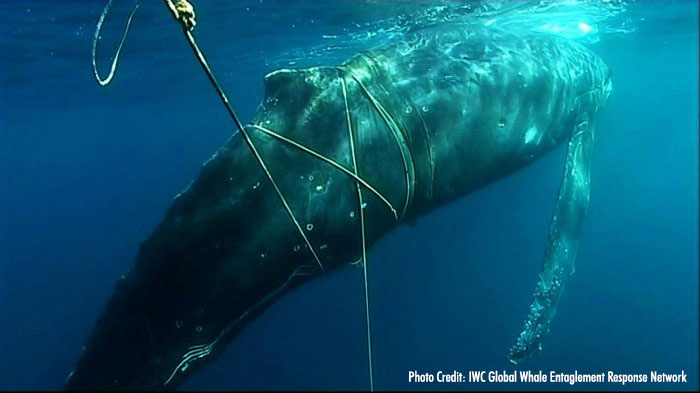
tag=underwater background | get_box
[0,0,697,390]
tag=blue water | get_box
[1,0,697,390]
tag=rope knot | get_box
[169,0,196,31]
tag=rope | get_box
[337,66,416,221]
[250,124,398,219]
[341,73,374,392]
[92,2,418,388]
[92,0,140,86]
[162,0,324,272]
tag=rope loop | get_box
[92,0,140,86]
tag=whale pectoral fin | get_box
[508,114,595,364]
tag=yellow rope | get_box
[164,0,196,31]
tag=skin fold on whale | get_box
[65,23,612,390]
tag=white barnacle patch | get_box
[472,64,488,75]
[523,126,540,144]
[306,223,314,231]
[578,22,592,33]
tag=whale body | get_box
[66,24,611,389]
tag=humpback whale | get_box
[66,19,612,390]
